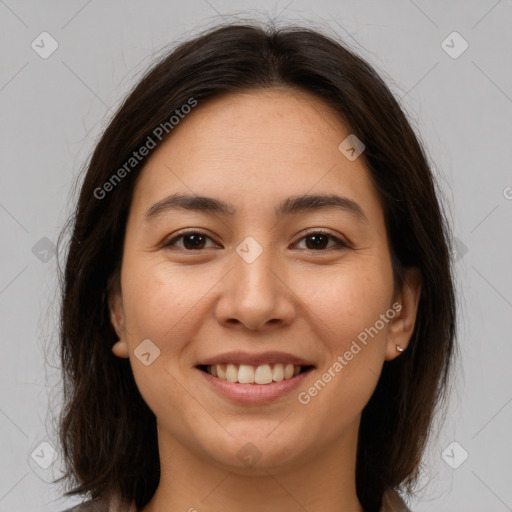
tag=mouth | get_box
[194,351,316,403]
[196,363,315,385]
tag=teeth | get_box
[206,363,306,384]
[272,363,284,381]
[238,364,255,383]
[284,363,294,379]
[254,364,273,384]
[226,363,238,382]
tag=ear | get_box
[107,274,129,359]
[385,267,422,361]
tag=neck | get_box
[141,417,365,512]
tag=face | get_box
[109,87,421,474]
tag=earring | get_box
[396,345,405,352]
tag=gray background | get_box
[1,1,511,511]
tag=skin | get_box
[108,87,422,512]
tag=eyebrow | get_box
[144,192,368,223]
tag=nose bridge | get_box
[233,234,279,301]
[216,233,293,330]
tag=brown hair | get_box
[54,20,457,512]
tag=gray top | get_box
[60,488,412,511]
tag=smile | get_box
[196,363,315,404]
[198,363,313,384]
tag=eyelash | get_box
[162,230,351,253]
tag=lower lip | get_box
[196,367,314,404]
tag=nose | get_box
[214,239,296,331]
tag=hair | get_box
[54,19,457,512]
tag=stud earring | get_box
[396,345,405,352]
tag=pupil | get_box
[307,234,327,249]
[182,234,328,250]
[184,234,205,250]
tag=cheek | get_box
[296,260,394,406]
[119,262,203,417]
[121,258,204,341]
[298,259,394,346]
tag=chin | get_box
[194,424,306,472]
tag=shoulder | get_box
[381,488,413,512]
[59,501,103,512]
[59,496,137,512]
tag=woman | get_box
[54,20,457,512]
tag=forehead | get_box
[128,88,383,224]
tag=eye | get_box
[162,231,216,251]
[162,230,350,252]
[293,231,350,251]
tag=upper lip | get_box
[196,351,315,367]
